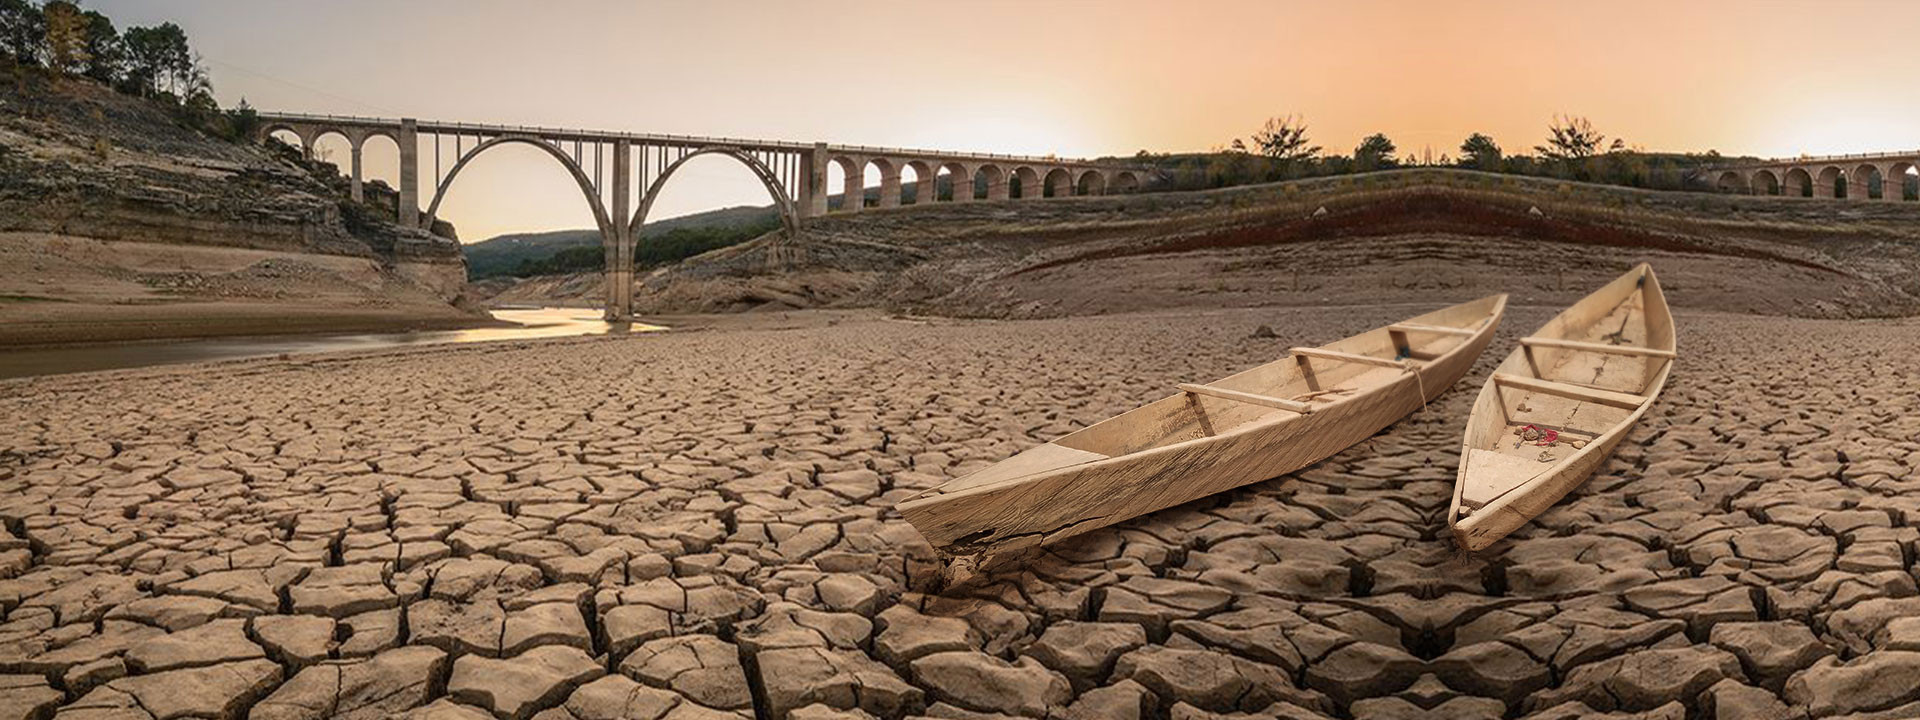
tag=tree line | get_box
[1145,115,1732,193]
[1,0,260,138]
[481,217,786,279]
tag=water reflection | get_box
[0,308,662,379]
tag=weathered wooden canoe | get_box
[1450,264,1674,551]
[898,295,1508,561]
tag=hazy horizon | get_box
[86,0,1920,241]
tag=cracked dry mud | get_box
[3,306,1919,720]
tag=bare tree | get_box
[1250,115,1320,163]
[1535,115,1624,162]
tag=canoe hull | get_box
[900,297,1504,559]
[1450,360,1672,550]
[1449,264,1674,551]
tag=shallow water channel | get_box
[0,308,662,379]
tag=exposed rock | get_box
[1110,645,1330,715]
[754,646,923,719]
[0,674,63,720]
[618,634,751,712]
[1526,646,1743,714]
[1022,621,1146,692]
[1708,621,1830,690]
[1782,651,1920,717]
[99,658,283,720]
[873,606,977,668]
[908,651,1071,717]
[448,645,606,720]
[124,618,265,672]
[252,614,337,668]
[250,645,449,720]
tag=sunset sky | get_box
[90,0,1920,242]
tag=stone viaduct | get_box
[252,113,1152,320]
[1705,151,1920,201]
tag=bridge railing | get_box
[254,111,1147,170]
[1715,149,1920,169]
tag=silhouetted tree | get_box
[1249,115,1320,165]
[1353,133,1398,171]
[121,22,192,98]
[77,8,118,82]
[0,0,43,64]
[1458,133,1502,171]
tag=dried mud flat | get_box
[2,306,1919,720]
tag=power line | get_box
[203,56,401,115]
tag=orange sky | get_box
[93,0,1920,241]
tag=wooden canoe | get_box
[1449,264,1674,551]
[898,295,1508,561]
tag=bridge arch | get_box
[422,135,612,237]
[628,147,798,240]
[1783,168,1813,198]
[865,157,899,208]
[1893,161,1919,201]
[1044,168,1073,197]
[1815,166,1846,199]
[1075,169,1106,196]
[1010,167,1041,199]
[1715,171,1748,194]
[936,162,970,202]
[263,125,312,156]
[906,160,935,204]
[975,164,1008,201]
[1113,171,1142,194]
[830,156,863,211]
[1851,163,1884,200]
[1749,169,1780,196]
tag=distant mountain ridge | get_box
[463,205,776,278]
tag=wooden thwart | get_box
[1388,323,1478,337]
[1520,337,1676,358]
[1178,384,1312,414]
[1289,347,1409,370]
[1492,373,1646,410]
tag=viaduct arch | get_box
[252,112,1155,320]
[1707,151,1920,202]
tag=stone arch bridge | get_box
[1705,151,1920,201]
[253,113,1153,320]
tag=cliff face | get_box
[0,65,479,344]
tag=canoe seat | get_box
[1461,448,1544,508]
[1492,373,1645,410]
[1520,337,1675,359]
[1290,347,1411,370]
[1178,384,1312,414]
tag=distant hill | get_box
[464,205,777,278]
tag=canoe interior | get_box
[932,295,1506,497]
[1457,264,1674,513]
[1057,296,1501,455]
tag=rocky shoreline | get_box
[3,305,1916,718]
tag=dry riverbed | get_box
[2,306,1918,719]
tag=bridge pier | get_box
[879,163,901,208]
[915,165,937,205]
[349,144,364,203]
[398,119,419,229]
[606,139,634,322]
[803,144,829,218]
[841,156,864,213]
